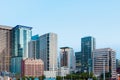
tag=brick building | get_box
[21,58,44,77]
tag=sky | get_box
[0,0,120,59]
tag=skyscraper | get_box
[116,59,120,74]
[75,52,82,72]
[39,33,57,71]
[0,25,12,72]
[10,25,32,74]
[11,25,32,58]
[28,35,39,59]
[60,47,76,72]
[93,48,116,79]
[81,36,95,72]
[116,59,120,69]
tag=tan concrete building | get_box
[39,33,58,71]
[0,25,12,72]
[93,48,116,79]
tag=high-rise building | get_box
[39,33,57,71]
[75,52,82,72]
[93,48,116,79]
[10,25,32,74]
[21,58,44,77]
[116,59,120,68]
[81,36,95,72]
[11,25,32,58]
[0,25,12,72]
[60,47,76,72]
[116,59,120,74]
[28,35,39,59]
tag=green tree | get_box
[65,74,70,79]
[22,76,29,80]
[56,76,62,80]
[39,75,45,80]
[80,72,97,80]
[100,72,111,80]
[15,73,21,80]
[80,72,88,80]
[29,76,34,80]
[56,72,97,80]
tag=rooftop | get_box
[0,25,12,30]
[13,25,32,30]
[60,47,72,49]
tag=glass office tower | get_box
[11,25,32,74]
[75,52,82,72]
[81,36,95,73]
[11,25,32,58]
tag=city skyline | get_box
[0,0,120,59]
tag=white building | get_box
[44,71,57,78]
[0,76,3,80]
[57,67,70,76]
[39,33,57,71]
[93,48,116,79]
[60,47,76,73]
[0,76,11,80]
[4,76,11,80]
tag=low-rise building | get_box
[44,71,57,78]
[21,58,44,77]
[0,76,12,80]
[57,67,70,77]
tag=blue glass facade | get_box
[11,25,32,74]
[31,34,39,40]
[10,57,22,74]
[11,25,32,58]
[75,52,82,72]
[81,36,95,73]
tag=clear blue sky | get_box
[0,0,120,59]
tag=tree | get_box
[94,77,97,80]
[22,76,29,80]
[56,72,97,80]
[39,75,45,80]
[100,72,111,80]
[80,72,88,80]
[80,72,97,80]
[56,76,62,80]
[15,73,21,80]
[65,74,71,79]
[29,76,34,80]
